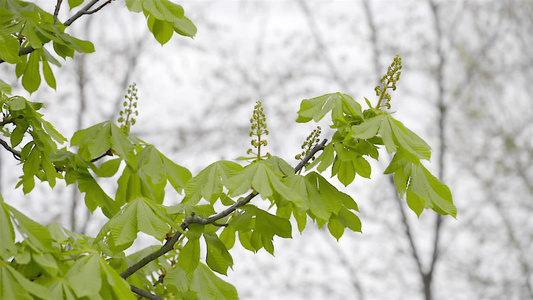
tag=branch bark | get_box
[130,284,163,300]
[0,139,21,160]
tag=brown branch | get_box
[90,149,113,163]
[120,139,328,281]
[130,284,163,300]
[84,0,113,16]
[53,0,63,25]
[0,138,21,160]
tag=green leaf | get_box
[296,92,362,123]
[350,115,384,139]
[165,267,189,294]
[173,16,197,38]
[41,153,58,188]
[227,161,301,203]
[97,158,123,177]
[191,263,238,300]
[0,264,51,300]
[67,254,135,299]
[71,122,112,160]
[379,115,431,161]
[305,172,345,222]
[337,207,362,233]
[72,121,134,164]
[0,199,16,259]
[354,157,371,178]
[143,0,184,22]
[327,215,344,241]
[0,78,11,94]
[21,50,41,94]
[0,33,21,64]
[98,255,137,299]
[53,41,74,59]
[178,237,201,274]
[76,171,119,217]
[255,208,292,239]
[408,164,456,217]
[332,158,356,186]
[263,156,294,176]
[126,0,142,12]
[147,16,174,45]
[384,150,412,196]
[185,161,243,205]
[115,165,143,205]
[306,142,334,172]
[98,197,169,247]
[109,122,135,164]
[281,175,310,211]
[41,55,56,89]
[160,152,191,193]
[67,0,84,10]
[137,145,166,184]
[42,120,67,143]
[204,233,233,275]
[406,189,424,217]
[219,226,236,250]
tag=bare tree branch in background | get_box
[296,0,350,92]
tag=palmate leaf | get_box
[66,254,135,300]
[226,161,301,203]
[190,263,238,300]
[0,264,51,300]
[203,233,233,275]
[96,197,171,249]
[8,205,53,253]
[379,115,431,162]
[385,151,456,217]
[71,121,135,165]
[76,171,119,218]
[296,92,362,123]
[305,172,350,222]
[350,114,385,139]
[185,161,243,205]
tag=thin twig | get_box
[64,0,100,26]
[90,149,113,163]
[0,139,21,160]
[84,0,113,16]
[120,140,328,281]
[53,0,63,25]
[130,284,163,300]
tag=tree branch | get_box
[130,284,163,300]
[0,138,21,160]
[120,139,328,281]
[90,148,113,163]
[53,0,63,25]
